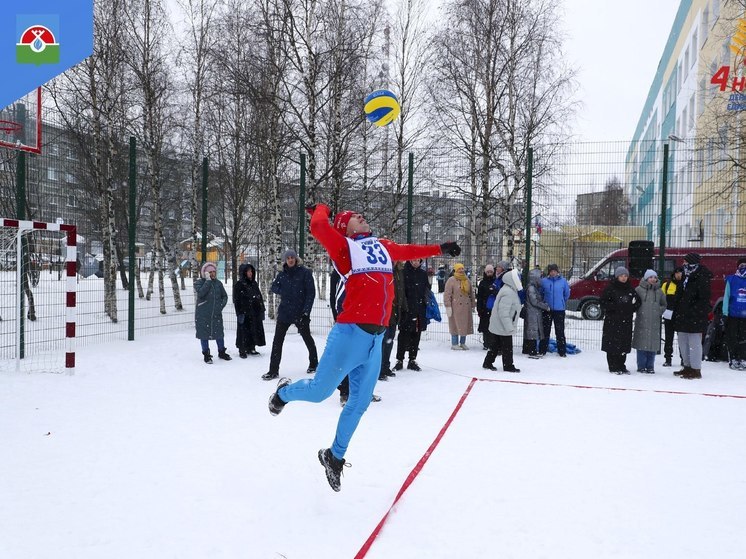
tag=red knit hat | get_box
[334,210,355,236]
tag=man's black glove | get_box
[297,313,310,327]
[440,241,461,257]
[305,204,318,216]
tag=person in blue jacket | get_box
[262,249,318,380]
[723,257,746,370]
[538,263,571,357]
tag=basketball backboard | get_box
[0,87,41,155]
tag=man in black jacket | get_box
[262,249,318,380]
[672,253,712,379]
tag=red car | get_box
[567,244,746,320]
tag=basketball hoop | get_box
[0,120,22,135]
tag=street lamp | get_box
[422,223,430,274]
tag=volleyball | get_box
[364,89,400,127]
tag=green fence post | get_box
[659,143,669,277]
[201,157,208,265]
[407,153,414,243]
[523,147,533,286]
[299,153,306,258]
[128,137,136,341]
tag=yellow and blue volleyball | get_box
[364,89,400,127]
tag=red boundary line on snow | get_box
[475,377,746,399]
[355,374,746,557]
[354,377,478,559]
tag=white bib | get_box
[345,236,393,275]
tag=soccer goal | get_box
[0,218,76,374]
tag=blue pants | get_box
[279,323,383,459]
[200,338,225,352]
[636,349,656,371]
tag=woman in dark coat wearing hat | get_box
[233,263,266,358]
[672,253,712,379]
[600,266,640,374]
[195,261,231,363]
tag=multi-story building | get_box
[626,0,746,248]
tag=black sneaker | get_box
[218,350,232,361]
[483,363,497,371]
[239,351,248,359]
[378,374,388,381]
[407,360,421,371]
[393,360,404,371]
[318,448,349,492]
[248,349,260,355]
[386,370,396,378]
[306,366,317,375]
[503,366,521,373]
[268,377,291,416]
[262,371,279,381]
[662,360,672,367]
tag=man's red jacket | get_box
[310,204,442,327]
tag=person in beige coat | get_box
[444,263,476,349]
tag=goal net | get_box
[0,218,76,374]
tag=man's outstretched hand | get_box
[440,241,461,257]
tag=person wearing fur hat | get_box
[539,263,571,357]
[194,262,231,364]
[722,257,746,370]
[632,269,667,373]
[523,268,550,358]
[444,262,476,350]
[600,266,640,374]
[483,268,523,372]
[267,203,460,491]
[660,267,684,366]
[233,263,266,358]
[671,253,712,379]
[263,249,318,380]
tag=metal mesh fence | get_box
[1,110,744,357]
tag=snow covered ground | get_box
[2,322,746,558]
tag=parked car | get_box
[80,255,103,278]
[567,242,746,320]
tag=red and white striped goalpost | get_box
[1,218,76,374]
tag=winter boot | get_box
[268,377,291,416]
[482,362,497,371]
[663,359,672,367]
[673,366,690,377]
[339,393,348,407]
[407,360,421,371]
[239,351,248,359]
[681,368,702,379]
[262,371,279,381]
[306,366,317,375]
[318,448,350,492]
[393,360,404,371]
[378,372,388,381]
[503,365,521,373]
[202,350,213,364]
[218,349,232,361]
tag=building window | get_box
[688,96,695,129]
[47,168,57,180]
[67,195,76,208]
[684,46,690,80]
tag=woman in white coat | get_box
[483,269,523,372]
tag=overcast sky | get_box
[560,0,681,141]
